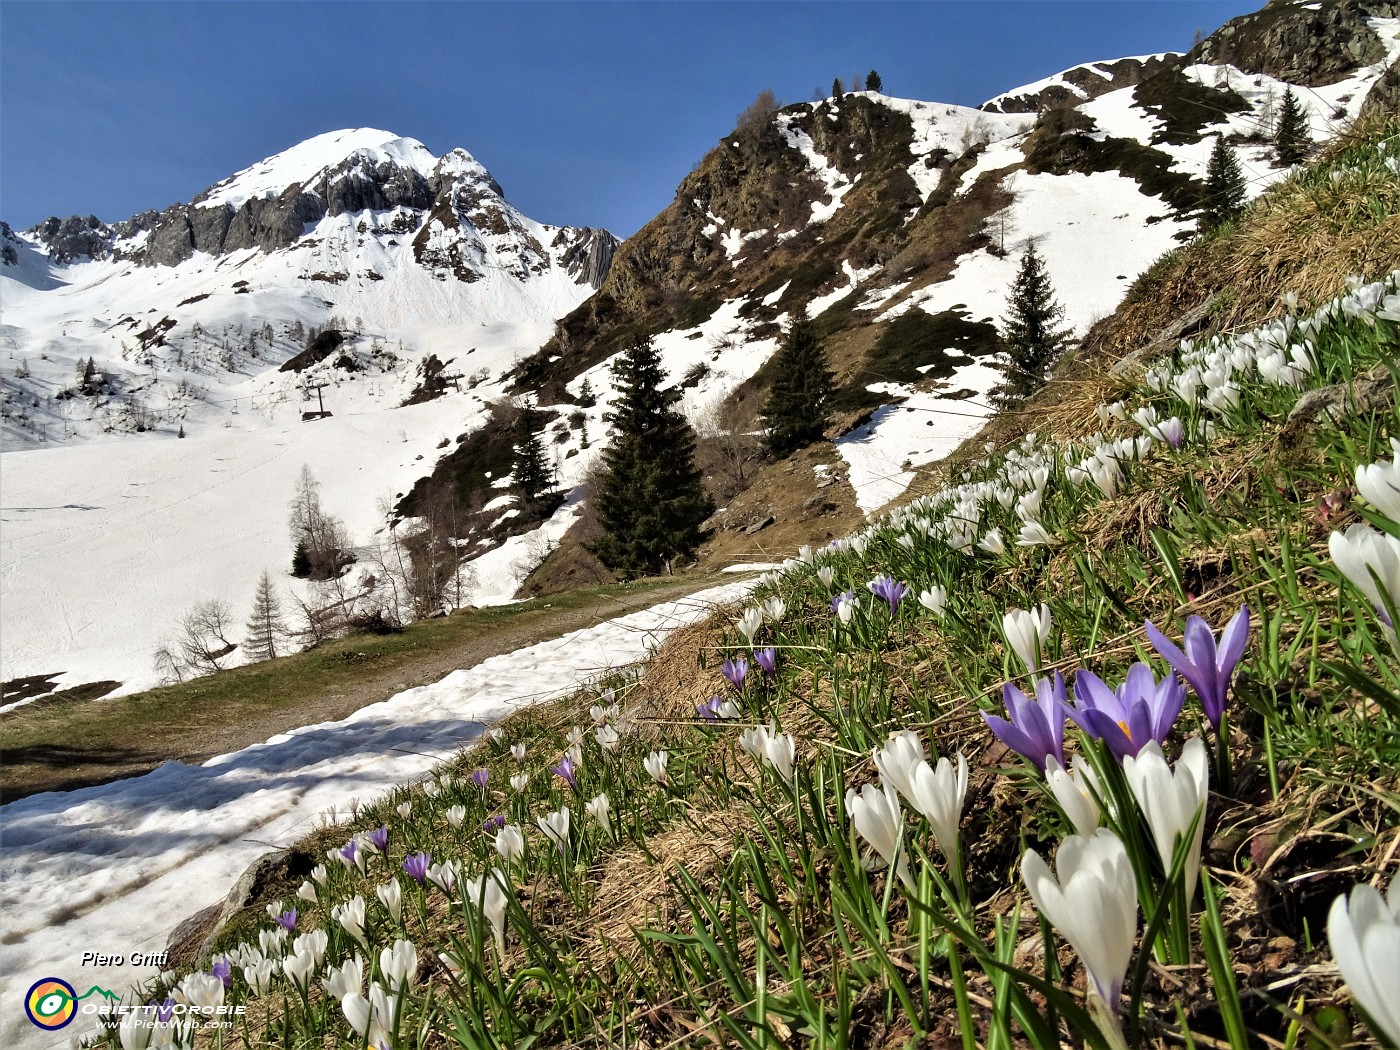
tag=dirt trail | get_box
[0,577,726,802]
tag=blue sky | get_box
[2,2,1258,238]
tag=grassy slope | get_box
[91,120,1400,1050]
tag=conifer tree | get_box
[991,242,1070,409]
[1200,134,1247,231]
[763,309,835,457]
[577,377,597,408]
[589,338,713,577]
[291,539,312,578]
[832,77,844,99]
[513,405,554,506]
[1274,89,1309,166]
[866,69,883,93]
[243,570,288,661]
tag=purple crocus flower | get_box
[276,908,298,932]
[981,672,1070,773]
[1144,606,1250,729]
[156,998,176,1023]
[754,647,778,676]
[830,589,856,614]
[697,696,723,722]
[1069,663,1186,760]
[366,826,389,853]
[339,839,359,865]
[551,754,579,791]
[482,814,506,833]
[403,851,431,885]
[210,956,232,989]
[867,575,910,615]
[721,656,750,690]
[469,768,490,790]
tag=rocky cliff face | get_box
[980,55,1178,114]
[1190,0,1398,86]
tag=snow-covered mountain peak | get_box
[195,128,444,210]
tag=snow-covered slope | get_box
[3,0,1397,700]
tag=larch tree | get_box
[588,338,713,578]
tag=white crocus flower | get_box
[1045,756,1103,837]
[816,565,836,588]
[538,807,571,854]
[293,929,328,967]
[764,731,797,783]
[1002,604,1053,674]
[836,595,858,624]
[738,724,771,760]
[427,859,460,895]
[918,586,948,617]
[323,955,363,1001]
[586,792,613,836]
[978,527,1006,555]
[1327,881,1400,1046]
[119,1006,159,1050]
[1356,441,1400,522]
[644,750,669,785]
[265,899,284,922]
[495,822,525,864]
[737,608,764,644]
[296,879,318,904]
[510,772,530,793]
[395,802,412,821]
[423,780,440,799]
[310,863,329,887]
[446,805,466,828]
[873,731,926,804]
[566,726,586,749]
[280,948,315,994]
[1017,520,1057,547]
[1329,523,1400,639]
[335,895,369,949]
[379,938,418,992]
[258,927,288,957]
[763,596,786,622]
[1122,738,1209,903]
[243,958,278,997]
[342,981,394,1048]
[510,742,527,763]
[1022,828,1138,1021]
[907,752,968,865]
[376,878,403,924]
[463,868,512,954]
[595,724,621,751]
[846,782,914,889]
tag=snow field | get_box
[0,580,753,1050]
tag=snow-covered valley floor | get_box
[0,580,750,1050]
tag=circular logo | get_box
[25,978,77,1030]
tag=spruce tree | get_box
[763,309,835,457]
[291,539,312,578]
[832,77,844,99]
[991,242,1070,408]
[1200,135,1247,231]
[866,69,883,93]
[513,406,554,506]
[243,570,288,661]
[1274,89,1309,166]
[588,339,713,577]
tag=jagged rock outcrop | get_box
[29,214,113,263]
[981,55,1177,114]
[1189,0,1399,85]
[554,227,619,288]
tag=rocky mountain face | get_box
[14,130,617,288]
[511,0,1399,415]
